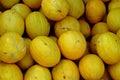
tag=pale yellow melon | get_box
[24,64,52,80]
[0,62,23,80]
[66,0,85,19]
[54,16,80,38]
[107,8,120,33]
[96,32,120,64]
[11,3,31,19]
[25,11,50,39]
[52,59,80,80]
[58,30,86,60]
[41,0,69,21]
[0,9,24,36]
[108,1,120,11]
[0,0,20,9]
[30,36,61,67]
[0,32,26,63]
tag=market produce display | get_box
[0,0,120,80]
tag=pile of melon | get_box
[0,0,120,80]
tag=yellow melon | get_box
[96,32,120,64]
[66,0,85,19]
[30,36,61,67]
[0,32,26,63]
[91,22,109,36]
[78,19,91,38]
[0,9,24,36]
[0,62,23,80]
[52,59,80,80]
[0,0,20,9]
[11,3,31,19]
[41,0,69,21]
[108,1,120,11]
[79,54,105,79]
[25,11,50,39]
[54,16,80,38]
[49,35,58,43]
[90,34,101,54]
[81,41,90,58]
[24,64,52,80]
[86,0,106,24]
[107,8,120,33]
[23,0,42,9]
[58,30,86,60]
[108,61,120,79]
[17,38,34,70]
[112,0,120,1]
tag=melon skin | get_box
[41,0,69,21]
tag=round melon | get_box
[54,16,80,38]
[11,3,31,19]
[108,1,120,11]
[30,36,61,67]
[107,8,120,33]
[24,64,52,80]
[25,11,50,39]
[52,59,80,80]
[86,0,106,24]
[0,32,26,63]
[58,30,86,60]
[79,54,105,79]
[91,22,109,36]
[78,19,91,38]
[108,61,120,79]
[0,62,23,80]
[0,9,24,36]
[17,38,34,70]
[96,32,120,64]
[23,0,42,9]
[66,0,85,19]
[0,0,20,9]
[41,0,69,21]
